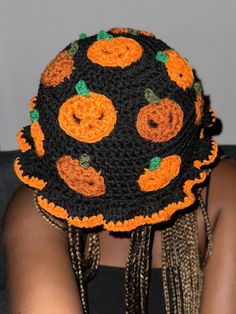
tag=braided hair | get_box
[65,169,213,314]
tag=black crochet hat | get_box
[14,27,218,232]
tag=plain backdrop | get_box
[0,0,235,150]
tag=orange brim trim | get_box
[30,122,45,157]
[16,129,32,153]
[37,196,69,219]
[37,139,218,232]
[194,139,218,169]
[207,108,217,127]
[14,157,47,190]
[29,96,37,110]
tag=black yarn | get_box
[14,27,220,228]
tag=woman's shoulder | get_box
[199,156,236,312]
[210,156,236,208]
[206,156,236,232]
[1,184,68,246]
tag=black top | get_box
[87,265,165,314]
[86,175,211,314]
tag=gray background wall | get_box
[0,0,235,150]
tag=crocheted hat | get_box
[14,27,219,232]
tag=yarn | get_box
[14,27,219,232]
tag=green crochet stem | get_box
[68,41,79,57]
[75,80,90,97]
[97,30,113,41]
[194,82,202,95]
[79,33,87,39]
[127,28,140,36]
[149,156,162,172]
[79,153,91,169]
[30,109,39,122]
[156,51,168,63]
[144,88,161,104]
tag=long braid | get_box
[68,224,89,313]
[67,169,213,314]
[124,225,153,314]
[83,232,100,282]
[161,230,171,313]
[75,227,89,314]
[161,210,201,314]
[196,168,213,268]
[161,225,178,313]
[161,169,213,314]
[125,226,142,313]
[140,225,153,313]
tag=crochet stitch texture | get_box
[14,27,218,232]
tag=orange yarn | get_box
[58,92,117,143]
[106,171,207,231]
[68,215,104,228]
[137,155,182,192]
[37,195,68,219]
[37,194,104,227]
[207,108,217,127]
[41,51,75,87]
[14,157,47,190]
[163,50,194,90]
[16,129,31,152]
[109,27,155,37]
[193,139,218,169]
[109,27,128,34]
[29,96,37,110]
[35,142,217,232]
[139,30,155,37]
[56,155,106,197]
[199,128,204,139]
[194,94,204,125]
[136,99,183,142]
[30,122,45,157]
[87,37,143,68]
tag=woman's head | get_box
[14,27,223,314]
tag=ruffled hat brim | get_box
[14,134,218,232]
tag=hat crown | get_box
[15,27,218,231]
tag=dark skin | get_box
[1,158,236,313]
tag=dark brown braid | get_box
[124,225,153,314]
[196,169,213,267]
[139,225,153,313]
[67,170,213,314]
[68,224,88,313]
[83,232,100,282]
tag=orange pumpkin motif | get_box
[56,155,106,197]
[137,155,182,192]
[40,41,78,87]
[156,49,194,90]
[58,80,117,143]
[87,35,143,68]
[136,88,183,142]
